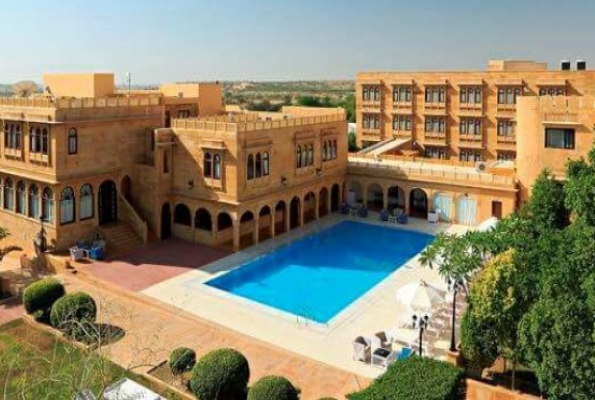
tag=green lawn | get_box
[0,319,185,400]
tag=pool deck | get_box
[143,214,470,379]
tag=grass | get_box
[0,319,186,400]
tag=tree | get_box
[348,131,358,153]
[528,170,569,230]
[0,227,20,261]
[565,147,595,226]
[12,80,39,97]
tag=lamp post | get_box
[412,313,430,357]
[448,278,465,352]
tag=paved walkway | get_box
[0,297,24,325]
[77,239,230,292]
[60,274,369,400]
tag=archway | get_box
[409,188,428,218]
[217,212,233,231]
[216,212,234,248]
[98,180,118,225]
[456,196,477,225]
[346,181,363,206]
[195,208,212,232]
[319,187,329,217]
[387,185,406,212]
[173,204,191,226]
[290,196,301,230]
[330,184,340,212]
[432,193,452,222]
[275,201,286,235]
[303,192,316,223]
[121,175,132,202]
[367,183,384,211]
[161,203,172,239]
[259,206,272,242]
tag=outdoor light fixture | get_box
[448,278,466,352]
[187,180,194,190]
[411,312,430,357]
[281,176,288,186]
[316,168,322,175]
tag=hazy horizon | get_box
[1,0,594,85]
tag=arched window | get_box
[213,154,222,180]
[194,208,213,231]
[263,152,270,176]
[29,184,40,219]
[301,145,308,167]
[68,128,78,155]
[247,154,255,180]
[42,188,54,222]
[3,178,14,210]
[80,184,94,220]
[296,146,302,168]
[29,128,38,153]
[307,144,314,166]
[322,142,328,161]
[16,181,26,214]
[255,153,262,178]
[41,128,49,155]
[173,204,191,226]
[204,152,212,178]
[14,125,21,149]
[60,187,75,224]
[332,140,337,159]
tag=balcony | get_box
[459,135,484,149]
[458,103,484,117]
[424,102,447,115]
[3,148,23,160]
[392,129,413,140]
[496,135,517,150]
[361,99,382,112]
[360,128,382,142]
[391,101,413,114]
[423,131,447,145]
[29,152,50,165]
[542,112,580,126]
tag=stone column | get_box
[314,196,319,220]
[383,188,388,211]
[271,206,276,238]
[212,213,218,246]
[299,200,304,227]
[284,205,290,232]
[232,220,240,251]
[253,219,259,245]
[326,189,331,214]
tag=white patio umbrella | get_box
[396,280,447,313]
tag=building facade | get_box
[0,73,347,254]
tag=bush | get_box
[23,278,65,321]
[347,357,465,400]
[248,376,299,400]
[168,347,196,375]
[189,348,250,400]
[50,292,97,340]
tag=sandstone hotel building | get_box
[1,60,594,256]
[0,73,346,254]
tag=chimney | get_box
[561,60,571,71]
[577,60,587,71]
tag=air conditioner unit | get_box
[475,161,488,173]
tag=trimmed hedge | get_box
[248,376,299,400]
[347,357,465,400]
[168,347,196,375]
[23,278,65,321]
[50,292,97,340]
[189,348,250,400]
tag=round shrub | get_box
[23,278,65,320]
[189,348,250,400]
[50,292,97,339]
[248,376,299,400]
[168,347,196,375]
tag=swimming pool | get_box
[206,221,434,324]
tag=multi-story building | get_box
[350,60,595,224]
[356,60,595,162]
[0,73,346,254]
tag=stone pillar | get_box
[314,196,319,220]
[326,189,331,214]
[232,220,240,251]
[299,201,304,227]
[212,214,218,246]
[253,219,259,245]
[271,207,276,238]
[284,206,290,232]
[383,188,388,210]
[404,189,410,214]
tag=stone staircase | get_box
[99,222,144,258]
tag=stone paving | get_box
[79,239,231,292]
[60,274,370,400]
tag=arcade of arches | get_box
[346,179,516,225]
[164,182,343,251]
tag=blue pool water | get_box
[206,221,434,324]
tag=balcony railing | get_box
[3,148,23,159]
[361,99,382,109]
[392,130,413,139]
[459,134,483,142]
[543,113,579,124]
[497,135,516,144]
[28,152,50,164]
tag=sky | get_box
[1,0,594,84]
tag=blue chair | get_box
[358,206,369,218]
[89,246,105,260]
[397,347,413,361]
[380,210,389,221]
[340,203,350,215]
[397,213,408,224]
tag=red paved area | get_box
[80,239,231,292]
[0,297,24,325]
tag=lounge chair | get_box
[352,336,372,363]
[428,210,439,223]
[340,203,350,215]
[380,209,389,221]
[397,212,408,224]
[372,331,392,352]
[358,206,369,218]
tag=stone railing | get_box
[466,379,540,400]
[348,155,516,187]
[118,195,148,243]
[0,96,161,109]
[171,112,345,132]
